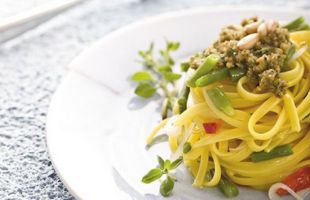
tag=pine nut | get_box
[237,33,260,50]
[258,23,267,37]
[244,21,261,34]
[266,20,278,32]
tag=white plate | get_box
[46,7,310,200]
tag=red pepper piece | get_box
[277,167,310,195]
[203,122,217,133]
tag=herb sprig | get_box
[142,156,183,197]
[131,40,182,119]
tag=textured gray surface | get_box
[0,0,309,199]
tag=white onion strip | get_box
[157,115,179,136]
[268,182,303,200]
[289,44,308,64]
[170,123,195,161]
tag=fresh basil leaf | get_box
[157,156,165,170]
[135,83,157,98]
[160,176,174,197]
[163,72,181,81]
[141,168,163,184]
[169,157,183,170]
[131,71,153,81]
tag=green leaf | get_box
[168,57,175,65]
[157,156,165,170]
[138,50,147,58]
[135,83,157,98]
[167,41,180,51]
[169,157,183,170]
[158,65,172,73]
[160,176,174,197]
[141,168,163,184]
[164,160,171,170]
[160,50,175,65]
[138,42,156,67]
[180,62,190,72]
[163,72,182,82]
[131,71,153,81]
[148,42,154,53]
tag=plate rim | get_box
[46,6,309,199]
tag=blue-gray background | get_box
[0,0,309,199]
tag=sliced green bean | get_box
[186,54,220,87]
[250,144,293,162]
[207,87,235,116]
[177,84,190,114]
[283,16,305,31]
[183,142,192,154]
[218,175,239,198]
[195,68,229,87]
[284,44,296,68]
[295,23,310,31]
[207,169,239,198]
[228,68,246,81]
[161,98,170,120]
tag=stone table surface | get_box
[0,0,309,199]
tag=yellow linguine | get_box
[147,31,310,191]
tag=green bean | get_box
[250,144,293,162]
[218,175,239,198]
[207,87,235,116]
[183,142,192,153]
[195,68,229,87]
[283,16,305,32]
[283,44,296,70]
[208,169,239,198]
[228,68,246,81]
[161,98,170,119]
[186,54,220,87]
[177,84,190,114]
[295,23,310,31]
